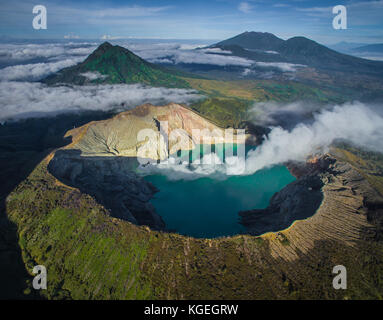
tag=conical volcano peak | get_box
[214,31,285,51]
[91,41,117,55]
[99,41,113,49]
[42,40,189,88]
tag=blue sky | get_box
[1,0,383,44]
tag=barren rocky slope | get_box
[47,103,245,230]
[240,154,383,262]
[62,103,245,158]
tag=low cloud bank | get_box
[0,57,84,81]
[254,62,306,72]
[241,63,305,75]
[0,82,202,122]
[124,42,253,66]
[125,42,303,70]
[0,41,304,81]
[80,71,108,80]
[1,41,250,67]
[0,42,96,64]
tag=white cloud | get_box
[202,47,232,54]
[101,35,123,40]
[122,42,254,66]
[360,56,383,61]
[0,43,96,64]
[0,82,202,122]
[0,41,253,71]
[0,58,84,81]
[138,149,246,181]
[242,68,252,76]
[80,71,108,81]
[238,2,253,14]
[64,34,80,39]
[245,101,383,173]
[115,42,303,70]
[139,102,383,180]
[167,50,253,66]
[241,62,305,74]
[254,61,306,72]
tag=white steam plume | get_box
[245,102,383,173]
[140,102,383,180]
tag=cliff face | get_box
[65,103,246,160]
[240,154,383,261]
[47,103,247,231]
[48,150,165,230]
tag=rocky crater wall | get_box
[48,149,165,230]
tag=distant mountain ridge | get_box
[214,31,284,51]
[328,41,366,53]
[211,31,383,76]
[43,42,189,88]
[352,44,383,53]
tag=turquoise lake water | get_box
[144,144,296,238]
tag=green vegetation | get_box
[43,42,190,88]
[184,77,345,128]
[5,158,383,299]
[7,162,155,299]
[253,81,345,103]
[185,78,346,103]
[190,98,250,128]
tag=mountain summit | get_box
[43,42,189,88]
[212,31,383,75]
[214,31,284,51]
